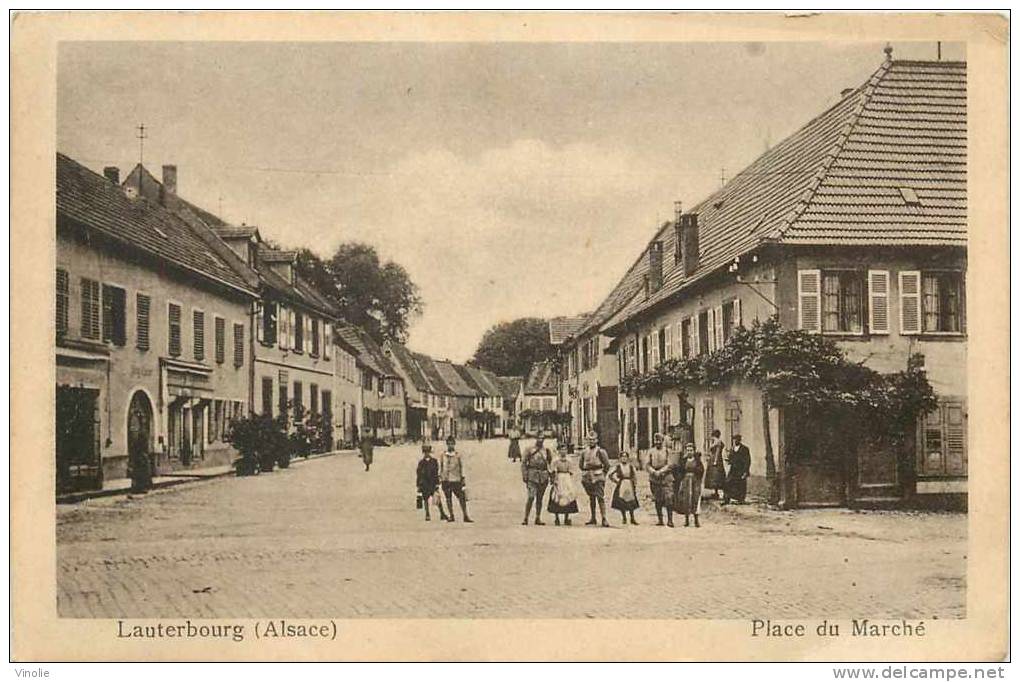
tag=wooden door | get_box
[596,386,619,458]
[55,386,102,493]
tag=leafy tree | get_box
[294,243,423,344]
[470,318,553,377]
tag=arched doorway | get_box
[127,391,154,490]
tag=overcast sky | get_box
[57,40,963,362]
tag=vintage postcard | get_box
[10,11,1009,662]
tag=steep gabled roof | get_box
[597,58,967,333]
[386,341,431,392]
[57,153,256,296]
[472,367,504,397]
[337,324,398,377]
[123,163,338,319]
[549,314,590,346]
[433,360,479,397]
[496,376,524,400]
[413,353,454,395]
[523,361,558,395]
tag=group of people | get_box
[412,425,752,527]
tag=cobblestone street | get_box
[57,439,966,619]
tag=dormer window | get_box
[898,187,922,207]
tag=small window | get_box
[261,301,278,345]
[898,187,921,207]
[293,380,303,417]
[821,270,865,334]
[922,272,964,333]
[310,383,319,415]
[278,372,289,419]
[102,284,127,346]
[168,303,182,356]
[261,377,274,416]
[311,318,320,357]
[214,316,225,364]
[681,317,692,358]
[136,294,151,350]
[697,311,710,355]
[56,269,69,336]
[193,310,205,361]
[294,311,304,352]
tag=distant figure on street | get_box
[416,442,449,521]
[547,448,579,525]
[578,431,610,527]
[359,426,374,472]
[521,432,553,525]
[609,451,640,525]
[704,429,727,498]
[723,434,751,505]
[440,436,472,523]
[507,424,522,462]
[646,433,675,527]
[675,442,705,527]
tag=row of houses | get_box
[547,56,968,509]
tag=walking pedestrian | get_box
[723,434,751,505]
[547,448,579,525]
[705,429,727,498]
[507,424,522,462]
[359,425,374,472]
[578,431,610,527]
[439,436,472,523]
[675,442,705,527]
[609,451,640,525]
[416,442,449,521]
[521,432,553,525]
[646,433,675,527]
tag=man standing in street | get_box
[521,432,553,526]
[359,425,374,472]
[579,430,611,527]
[440,435,473,523]
[723,434,751,505]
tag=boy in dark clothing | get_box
[416,442,448,521]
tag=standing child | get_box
[359,425,374,472]
[416,442,449,521]
[609,451,640,525]
[547,448,579,525]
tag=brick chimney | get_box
[680,213,700,277]
[648,240,663,293]
[162,165,177,195]
[103,166,120,184]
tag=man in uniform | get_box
[439,435,473,522]
[578,430,611,527]
[521,432,553,526]
[723,434,752,505]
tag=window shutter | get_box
[290,310,296,349]
[215,316,226,364]
[278,305,288,349]
[709,307,718,350]
[233,322,244,367]
[944,401,967,475]
[798,270,822,332]
[868,270,890,334]
[732,298,742,329]
[136,293,151,350]
[56,269,69,336]
[650,333,659,368]
[664,325,672,360]
[323,322,331,360]
[256,303,264,343]
[305,315,312,352]
[714,305,724,349]
[193,310,205,361]
[899,271,921,335]
[691,314,700,356]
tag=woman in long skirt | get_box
[704,429,727,498]
[609,451,640,525]
[507,424,522,462]
[675,442,706,527]
[547,449,579,525]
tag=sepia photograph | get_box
[10,10,1009,664]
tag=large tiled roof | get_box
[455,365,502,397]
[523,361,558,395]
[337,325,398,377]
[548,315,589,346]
[123,164,338,318]
[595,58,967,333]
[386,342,430,392]
[496,376,524,400]
[413,353,454,395]
[433,360,478,397]
[474,368,504,397]
[57,153,255,296]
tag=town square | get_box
[51,38,970,625]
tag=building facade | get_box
[56,154,257,491]
[599,57,967,508]
[518,361,560,437]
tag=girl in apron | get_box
[609,451,640,525]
